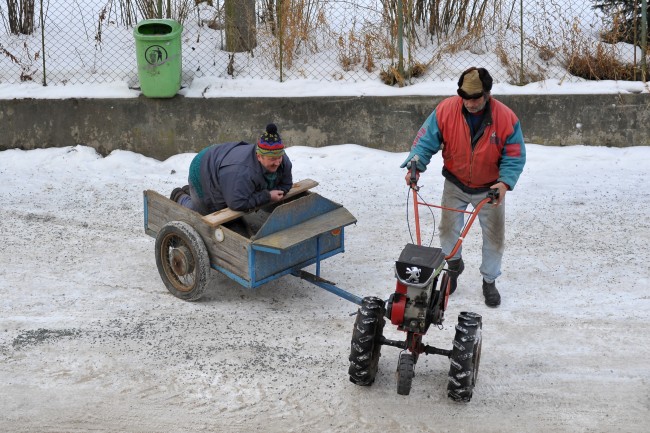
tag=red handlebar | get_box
[411,186,497,260]
[443,196,492,260]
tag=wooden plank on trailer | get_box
[202,179,319,227]
[202,228,250,281]
[201,208,243,229]
[252,207,356,251]
[145,190,201,228]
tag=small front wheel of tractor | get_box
[348,296,386,386]
[447,311,483,402]
[155,221,211,301]
[396,352,415,395]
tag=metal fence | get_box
[0,0,648,87]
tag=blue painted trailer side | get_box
[252,193,340,240]
[251,231,344,281]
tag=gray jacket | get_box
[193,141,293,213]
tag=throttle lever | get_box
[487,188,500,204]
[407,155,419,189]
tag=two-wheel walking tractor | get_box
[347,247,484,401]
[347,161,498,401]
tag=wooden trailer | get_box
[143,179,362,303]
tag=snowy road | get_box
[1,144,648,432]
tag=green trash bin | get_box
[133,19,183,98]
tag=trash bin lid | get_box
[134,19,182,40]
[139,23,173,35]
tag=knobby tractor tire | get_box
[447,311,483,402]
[155,221,211,301]
[348,296,386,386]
[396,352,415,395]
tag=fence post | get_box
[397,0,405,79]
[40,0,46,86]
[279,1,283,82]
[519,0,524,85]
[642,0,648,81]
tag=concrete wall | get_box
[1,94,648,160]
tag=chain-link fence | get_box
[1,0,648,87]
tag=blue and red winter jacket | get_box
[402,96,526,193]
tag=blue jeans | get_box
[178,182,210,215]
[438,180,505,283]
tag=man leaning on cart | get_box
[170,123,293,215]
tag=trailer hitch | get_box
[293,269,363,306]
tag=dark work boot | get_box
[482,279,501,307]
[170,187,183,202]
[447,258,464,295]
[170,185,190,203]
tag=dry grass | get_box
[379,65,405,86]
[363,34,376,72]
[265,0,326,70]
[125,0,649,85]
[0,41,39,81]
[37,0,650,85]
[566,43,641,81]
[88,0,197,26]
[409,62,426,77]
[334,23,390,73]
[379,61,427,86]
[495,39,546,85]
[337,31,362,72]
[561,19,643,82]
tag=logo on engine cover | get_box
[406,266,421,283]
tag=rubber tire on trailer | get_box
[396,352,415,395]
[447,311,483,402]
[155,221,211,301]
[348,296,386,386]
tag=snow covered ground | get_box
[1,1,648,429]
[0,143,648,432]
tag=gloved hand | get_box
[405,155,420,186]
[489,182,508,206]
[404,170,420,185]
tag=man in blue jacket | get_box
[401,67,526,307]
[171,123,293,215]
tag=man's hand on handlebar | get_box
[405,170,420,186]
[405,157,420,187]
[489,182,508,206]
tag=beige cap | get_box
[459,69,484,96]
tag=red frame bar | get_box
[411,187,493,260]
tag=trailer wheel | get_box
[396,352,415,395]
[155,221,211,301]
[447,311,482,402]
[348,296,386,386]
